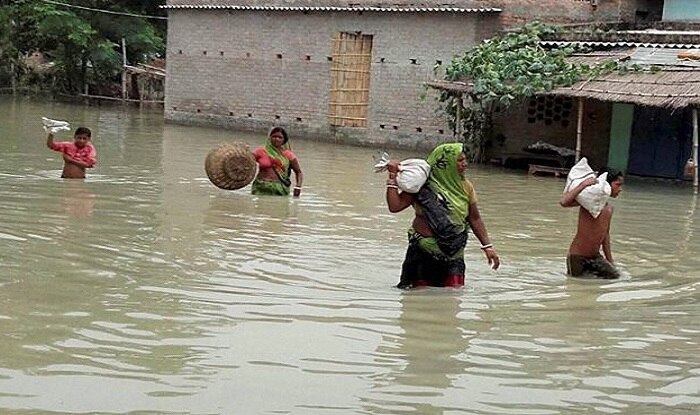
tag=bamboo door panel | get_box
[329,32,372,127]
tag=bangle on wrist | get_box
[480,243,493,250]
[386,184,399,189]
[294,186,302,190]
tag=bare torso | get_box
[569,204,612,256]
[412,214,433,237]
[256,166,278,182]
[62,161,86,179]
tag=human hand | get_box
[484,247,500,270]
[293,187,301,197]
[387,160,400,174]
[581,176,598,188]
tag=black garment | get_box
[414,185,468,257]
[397,235,466,289]
[566,254,620,279]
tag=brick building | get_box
[162,0,660,150]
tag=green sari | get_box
[264,138,292,187]
[426,142,470,223]
[413,143,472,259]
[252,138,292,196]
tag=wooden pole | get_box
[455,93,462,142]
[693,108,699,193]
[121,38,127,103]
[576,97,584,162]
[10,62,16,95]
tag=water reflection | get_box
[59,180,96,218]
[679,193,697,256]
[0,97,699,414]
[376,291,471,415]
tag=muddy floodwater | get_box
[0,97,699,414]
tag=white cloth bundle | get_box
[373,152,431,193]
[395,159,431,193]
[41,117,71,134]
[564,157,611,218]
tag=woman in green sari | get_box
[252,127,304,196]
[385,143,500,288]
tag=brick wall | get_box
[165,10,500,150]
[491,0,630,26]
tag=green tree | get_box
[438,22,622,162]
[0,0,165,94]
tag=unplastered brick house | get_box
[162,0,658,150]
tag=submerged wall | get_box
[164,9,500,150]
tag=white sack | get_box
[396,159,431,193]
[41,117,71,134]
[373,152,390,172]
[564,157,611,218]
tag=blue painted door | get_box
[627,107,692,179]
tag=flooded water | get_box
[0,96,698,414]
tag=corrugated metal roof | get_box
[428,47,700,108]
[620,29,700,36]
[161,4,501,12]
[541,40,700,50]
[566,48,635,65]
[629,47,700,68]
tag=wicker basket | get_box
[204,142,257,190]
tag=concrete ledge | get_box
[164,110,454,152]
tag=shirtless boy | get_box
[46,127,96,179]
[560,169,624,278]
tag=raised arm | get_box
[560,176,597,207]
[385,160,415,212]
[46,133,55,149]
[467,202,500,270]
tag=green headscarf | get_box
[426,143,470,224]
[264,128,292,186]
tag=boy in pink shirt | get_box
[46,127,96,179]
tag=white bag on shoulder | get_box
[564,157,611,218]
[396,159,431,193]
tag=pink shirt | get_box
[253,147,296,169]
[49,142,97,168]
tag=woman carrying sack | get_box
[251,127,304,197]
[385,143,500,288]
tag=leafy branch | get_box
[437,22,634,162]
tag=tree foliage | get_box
[438,22,628,162]
[0,0,166,94]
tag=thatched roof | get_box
[426,47,700,109]
[551,47,700,108]
[425,79,473,93]
[548,68,700,108]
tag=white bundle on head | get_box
[564,157,611,218]
[41,117,71,134]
